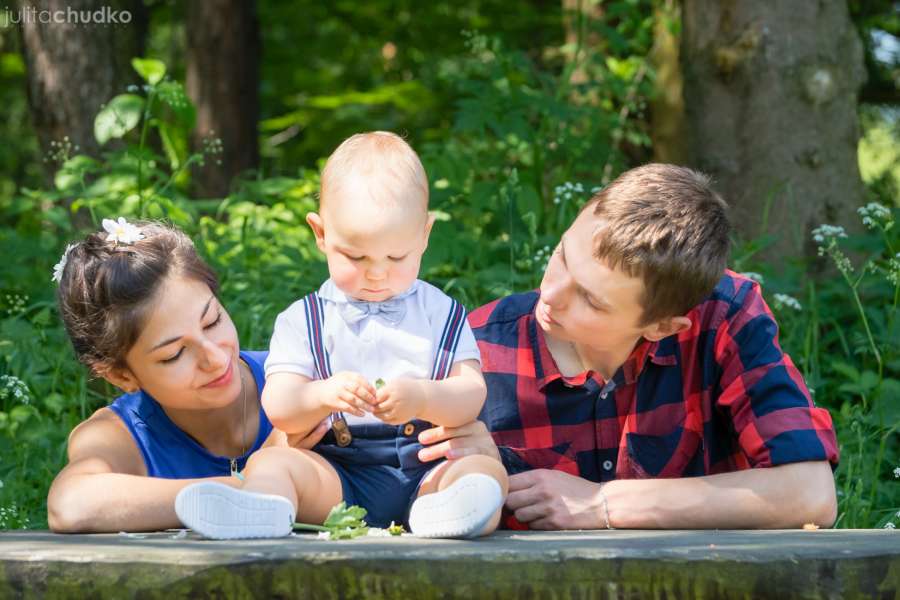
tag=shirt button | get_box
[603,460,613,471]
[403,423,416,436]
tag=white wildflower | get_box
[885,522,896,530]
[102,217,144,245]
[857,203,892,230]
[773,293,802,312]
[52,243,76,283]
[894,466,900,478]
[0,375,30,405]
[366,528,392,537]
[553,181,593,206]
[811,224,847,244]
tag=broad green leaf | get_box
[323,501,368,529]
[131,58,166,85]
[830,361,861,382]
[94,94,144,145]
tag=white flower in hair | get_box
[51,243,76,283]
[102,217,144,245]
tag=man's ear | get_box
[99,366,140,395]
[306,212,326,252]
[642,316,692,342]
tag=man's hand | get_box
[506,469,606,530]
[373,378,425,425]
[263,420,329,450]
[324,371,377,417]
[416,420,501,462]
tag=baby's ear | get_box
[423,212,436,243]
[306,212,326,251]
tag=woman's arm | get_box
[47,408,236,533]
[48,407,330,533]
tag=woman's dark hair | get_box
[57,221,219,376]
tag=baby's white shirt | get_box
[265,279,481,425]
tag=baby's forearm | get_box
[417,360,486,427]
[262,374,333,436]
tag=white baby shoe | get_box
[175,481,295,540]
[408,473,503,539]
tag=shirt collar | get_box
[528,308,677,392]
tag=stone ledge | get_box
[1,530,898,599]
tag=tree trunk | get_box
[681,0,866,257]
[19,0,147,166]
[186,0,260,198]
[649,0,686,165]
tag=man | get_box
[428,163,838,529]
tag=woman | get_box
[48,219,496,533]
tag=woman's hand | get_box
[416,420,500,463]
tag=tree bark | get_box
[18,0,146,167]
[649,0,686,165]
[681,0,866,257]
[186,0,260,198]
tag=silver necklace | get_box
[230,361,248,479]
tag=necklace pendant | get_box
[332,415,352,447]
[230,457,244,480]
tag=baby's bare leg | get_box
[417,455,509,535]
[241,447,344,524]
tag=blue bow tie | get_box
[339,298,407,326]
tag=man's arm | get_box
[416,422,837,529]
[505,461,837,530]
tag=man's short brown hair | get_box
[584,163,731,325]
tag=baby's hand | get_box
[373,378,426,425]
[324,371,377,417]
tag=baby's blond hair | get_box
[320,131,428,214]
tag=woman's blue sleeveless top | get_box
[108,350,273,478]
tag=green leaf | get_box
[94,94,144,145]
[375,378,386,389]
[830,361,861,382]
[323,501,368,530]
[858,370,880,393]
[131,58,166,85]
[293,502,370,540]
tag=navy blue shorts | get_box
[313,419,443,528]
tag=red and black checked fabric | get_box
[469,270,839,486]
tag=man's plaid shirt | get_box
[469,270,839,483]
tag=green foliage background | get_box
[0,0,898,530]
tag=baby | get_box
[176,132,508,539]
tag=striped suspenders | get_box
[303,292,468,446]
